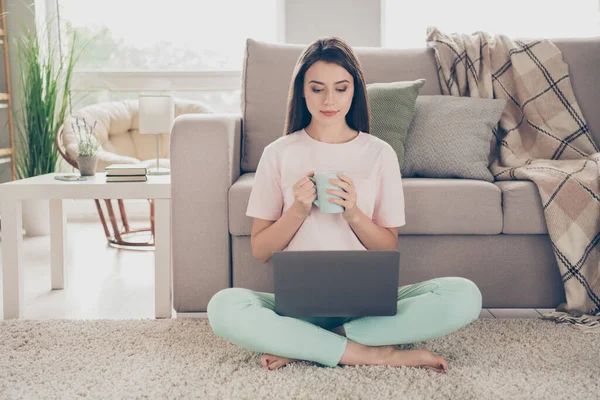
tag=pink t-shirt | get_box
[246,128,406,251]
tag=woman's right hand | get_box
[291,171,316,218]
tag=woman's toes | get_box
[421,365,445,374]
[433,356,448,371]
[438,359,448,371]
[429,359,448,373]
[260,354,272,369]
[260,354,301,370]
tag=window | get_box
[58,0,280,71]
[383,0,600,49]
[56,0,281,112]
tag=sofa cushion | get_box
[495,181,548,234]
[241,39,442,172]
[396,178,502,234]
[229,175,502,235]
[401,96,506,182]
[367,79,425,169]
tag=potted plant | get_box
[13,25,78,235]
[72,118,101,176]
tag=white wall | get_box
[284,0,382,46]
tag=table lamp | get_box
[139,94,174,175]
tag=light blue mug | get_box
[309,171,345,214]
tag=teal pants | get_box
[207,276,482,368]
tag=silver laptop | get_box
[272,250,400,317]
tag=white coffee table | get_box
[0,173,172,319]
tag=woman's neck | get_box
[304,123,358,144]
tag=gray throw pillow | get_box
[367,79,425,169]
[401,96,506,182]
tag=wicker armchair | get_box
[57,98,212,249]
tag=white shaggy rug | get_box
[0,318,598,400]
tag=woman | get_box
[207,36,482,373]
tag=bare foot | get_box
[260,326,346,371]
[379,346,448,373]
[261,347,447,373]
[260,353,300,370]
[328,325,446,372]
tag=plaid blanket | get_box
[426,27,600,332]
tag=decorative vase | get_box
[77,155,99,176]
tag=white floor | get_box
[0,221,555,320]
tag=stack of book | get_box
[105,164,148,182]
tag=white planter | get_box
[22,199,50,236]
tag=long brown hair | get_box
[283,36,370,135]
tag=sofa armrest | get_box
[170,113,242,312]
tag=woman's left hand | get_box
[327,173,360,223]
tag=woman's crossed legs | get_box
[207,276,482,372]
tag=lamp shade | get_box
[139,95,174,134]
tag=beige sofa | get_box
[170,38,600,313]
